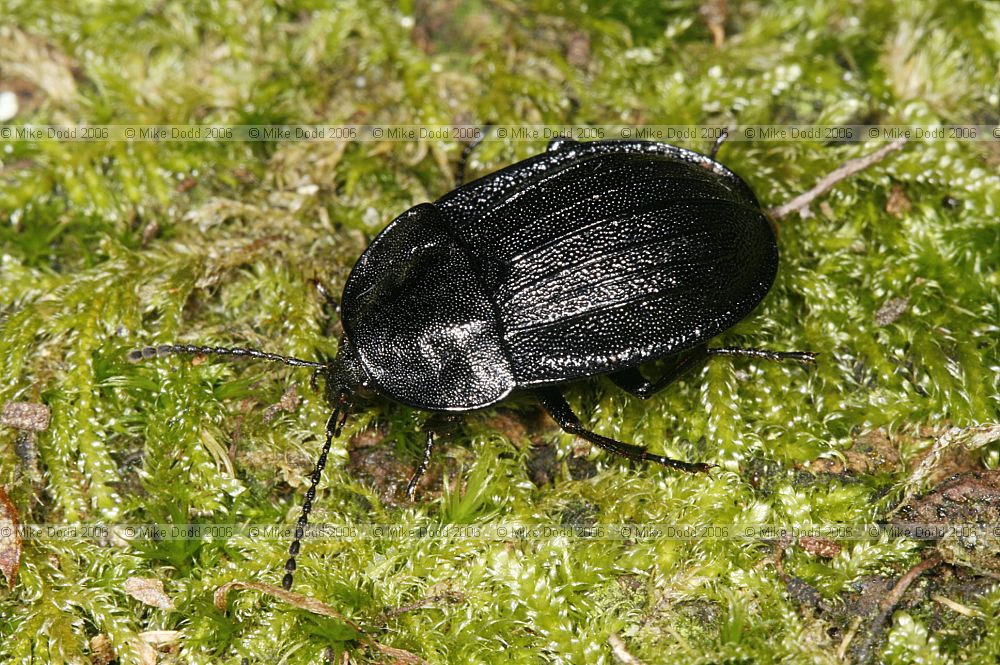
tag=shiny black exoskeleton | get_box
[130,137,814,590]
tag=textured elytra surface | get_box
[345,139,776,408]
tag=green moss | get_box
[2,0,999,662]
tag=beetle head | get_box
[322,335,368,405]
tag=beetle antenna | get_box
[126,344,326,369]
[282,391,351,591]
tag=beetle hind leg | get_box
[706,347,816,364]
[609,344,816,400]
[534,387,712,474]
[609,347,710,399]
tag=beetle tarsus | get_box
[405,431,435,501]
[706,347,817,365]
[534,387,711,473]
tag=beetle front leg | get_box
[406,431,435,501]
[533,387,712,474]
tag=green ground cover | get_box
[1,1,999,662]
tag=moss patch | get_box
[2,1,999,662]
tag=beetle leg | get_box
[312,278,340,314]
[547,135,579,152]
[534,387,712,473]
[455,124,493,187]
[610,345,816,399]
[706,347,817,364]
[609,347,710,399]
[709,127,729,160]
[406,431,435,502]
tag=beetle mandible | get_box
[130,134,816,590]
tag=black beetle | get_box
[129,135,815,590]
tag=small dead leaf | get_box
[175,176,197,193]
[875,297,910,326]
[800,536,841,558]
[264,385,301,422]
[214,581,363,632]
[885,184,912,218]
[215,581,428,664]
[124,577,175,610]
[138,631,181,647]
[1,401,51,432]
[698,0,728,47]
[141,219,161,246]
[132,637,158,665]
[89,634,115,665]
[0,486,22,590]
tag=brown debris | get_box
[565,31,591,68]
[810,428,901,476]
[698,0,728,47]
[854,555,942,664]
[0,486,22,590]
[768,138,908,220]
[175,176,198,193]
[124,577,176,610]
[1,401,51,432]
[847,429,901,474]
[799,536,842,558]
[893,470,1000,577]
[875,297,910,326]
[263,385,301,422]
[890,424,1000,515]
[89,634,116,665]
[885,184,912,218]
[140,219,161,246]
[348,440,415,504]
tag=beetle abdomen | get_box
[436,141,777,385]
